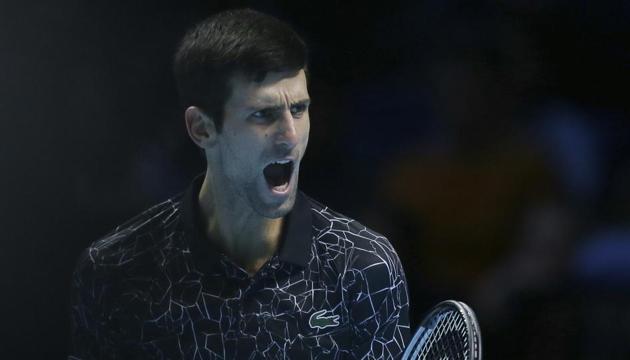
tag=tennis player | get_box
[68,8,409,359]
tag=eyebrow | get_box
[246,98,311,112]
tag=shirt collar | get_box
[181,174,313,274]
[182,174,221,275]
[277,185,313,267]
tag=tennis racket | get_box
[402,300,482,360]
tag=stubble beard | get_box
[247,166,299,219]
[216,160,299,220]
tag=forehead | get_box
[226,69,309,109]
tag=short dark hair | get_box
[173,8,308,132]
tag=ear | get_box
[184,106,218,149]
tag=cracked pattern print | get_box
[69,190,410,359]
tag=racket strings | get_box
[420,310,469,360]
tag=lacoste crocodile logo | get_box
[309,309,340,329]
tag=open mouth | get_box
[263,159,294,191]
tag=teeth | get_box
[272,159,292,165]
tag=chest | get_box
[115,263,353,359]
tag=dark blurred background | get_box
[1,0,629,358]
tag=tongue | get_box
[264,163,287,187]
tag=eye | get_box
[251,109,274,123]
[290,103,308,118]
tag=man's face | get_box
[211,69,310,218]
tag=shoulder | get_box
[74,195,184,276]
[305,195,404,276]
[70,194,187,337]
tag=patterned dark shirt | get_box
[69,176,410,359]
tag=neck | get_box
[197,170,283,275]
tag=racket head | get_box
[402,300,482,360]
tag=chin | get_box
[260,191,297,218]
[261,207,292,219]
[249,184,297,219]
[248,168,300,218]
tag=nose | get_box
[275,111,298,151]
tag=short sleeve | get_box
[343,237,410,359]
[67,249,119,360]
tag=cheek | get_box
[227,133,264,172]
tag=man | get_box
[69,8,409,359]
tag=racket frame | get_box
[402,299,482,360]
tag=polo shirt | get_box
[68,175,410,359]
